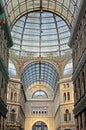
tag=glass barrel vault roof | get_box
[21,61,59,89]
[10,11,71,57]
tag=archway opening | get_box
[32,121,48,130]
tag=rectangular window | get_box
[80,113,83,128]
[84,110,86,127]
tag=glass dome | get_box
[11,11,71,57]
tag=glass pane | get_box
[21,62,59,89]
[10,11,71,57]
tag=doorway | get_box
[32,121,48,130]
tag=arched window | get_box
[78,77,81,98]
[67,92,70,101]
[14,92,17,102]
[32,90,48,98]
[32,121,48,130]
[64,109,71,121]
[63,93,66,102]
[10,109,16,123]
[84,109,86,127]
[11,92,13,101]
[82,71,85,94]
[8,60,16,77]
[80,113,82,128]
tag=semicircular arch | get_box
[31,119,49,130]
[21,61,59,90]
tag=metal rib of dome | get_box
[10,11,71,57]
[21,61,59,89]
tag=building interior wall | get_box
[6,77,75,130]
[70,2,86,129]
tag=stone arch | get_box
[21,61,59,90]
[25,83,54,99]
[31,119,49,130]
[32,121,48,130]
[23,60,59,75]
[25,118,54,130]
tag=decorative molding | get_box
[10,52,71,62]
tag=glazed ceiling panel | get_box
[21,61,59,89]
[10,11,71,57]
[2,0,81,28]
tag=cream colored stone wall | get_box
[54,77,75,130]
[6,76,75,130]
[25,100,54,117]
[26,84,54,99]
[7,78,26,130]
[25,100,54,130]
[25,117,54,130]
[25,77,75,130]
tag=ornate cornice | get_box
[9,52,72,78]
[10,52,71,62]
